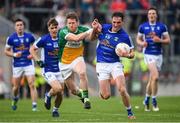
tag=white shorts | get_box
[59,57,84,79]
[96,62,124,81]
[13,65,35,78]
[144,54,163,71]
[43,72,64,84]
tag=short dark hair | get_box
[112,12,124,21]
[14,18,25,25]
[66,12,79,22]
[47,17,58,27]
[147,7,158,16]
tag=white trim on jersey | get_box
[5,37,11,48]
[33,37,42,49]
[129,36,134,49]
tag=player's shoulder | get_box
[24,32,34,37]
[140,22,149,27]
[102,24,112,29]
[8,32,17,38]
[156,22,167,27]
[119,28,129,37]
[78,25,89,32]
[59,26,69,34]
[40,34,51,41]
[7,32,17,41]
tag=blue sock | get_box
[126,107,133,116]
[152,97,157,107]
[144,96,150,105]
[13,96,19,101]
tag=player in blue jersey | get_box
[30,18,64,117]
[136,7,171,112]
[92,12,135,119]
[4,18,38,111]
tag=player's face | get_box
[148,9,157,23]
[112,17,123,32]
[48,24,58,38]
[66,18,78,32]
[15,21,24,34]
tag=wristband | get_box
[13,53,17,57]
[86,29,93,35]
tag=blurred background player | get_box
[4,18,38,111]
[58,11,96,109]
[30,18,64,117]
[136,7,171,111]
[92,12,135,119]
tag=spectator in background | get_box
[110,0,127,12]
[55,10,66,29]
[127,0,141,32]
[80,0,94,24]
[4,18,38,111]
[171,17,180,55]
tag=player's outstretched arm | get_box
[65,31,89,42]
[88,19,102,41]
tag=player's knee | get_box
[13,85,19,91]
[152,75,159,82]
[53,86,63,94]
[119,87,126,96]
[28,82,35,89]
[79,71,86,79]
[100,93,110,100]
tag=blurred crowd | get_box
[0,0,179,34]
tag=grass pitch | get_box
[0,96,180,122]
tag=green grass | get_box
[0,96,180,122]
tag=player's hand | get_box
[116,48,129,57]
[36,60,45,68]
[92,19,101,33]
[152,35,161,43]
[27,54,33,59]
[142,41,148,47]
[13,52,22,58]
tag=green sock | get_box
[82,90,88,99]
[77,89,83,98]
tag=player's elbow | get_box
[4,49,9,56]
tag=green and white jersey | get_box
[58,26,89,64]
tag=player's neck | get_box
[17,32,24,36]
[51,36,57,40]
[111,27,121,33]
[149,21,156,25]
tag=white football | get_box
[115,43,130,54]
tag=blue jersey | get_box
[5,32,35,67]
[96,24,134,63]
[138,22,168,55]
[34,34,60,73]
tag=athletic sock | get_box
[144,94,150,104]
[77,89,83,98]
[82,90,89,99]
[152,96,157,107]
